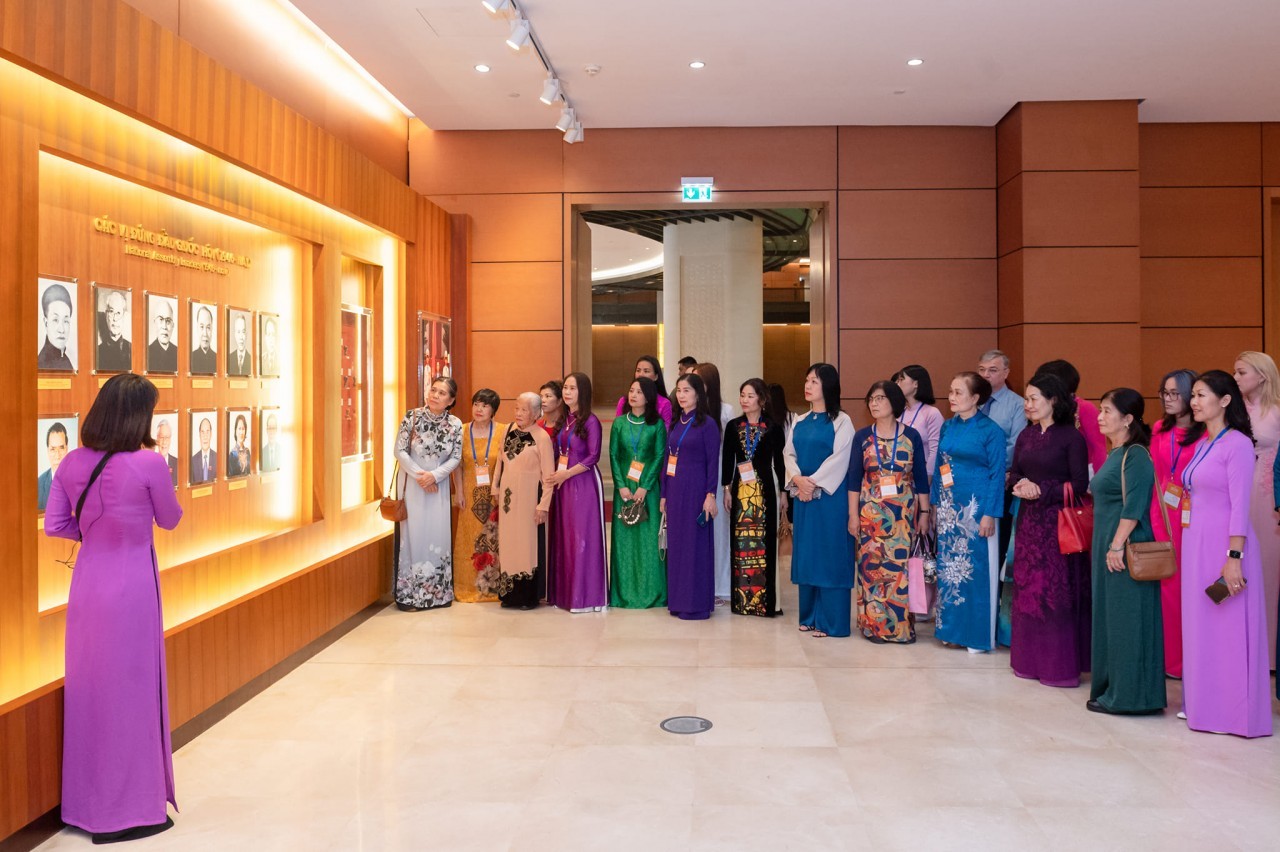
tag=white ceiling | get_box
[291,0,1280,129]
[589,223,662,282]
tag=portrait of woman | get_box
[226,409,252,479]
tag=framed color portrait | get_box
[225,306,253,378]
[258,311,280,378]
[188,409,218,486]
[226,408,253,479]
[150,411,180,489]
[145,292,180,375]
[92,283,133,374]
[189,300,218,376]
[37,275,78,373]
[259,406,282,473]
[37,414,78,513]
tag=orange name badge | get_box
[557,453,569,472]
[1180,493,1192,528]
[666,454,678,476]
[1162,483,1183,509]
[939,463,954,488]
[738,461,757,483]
[475,463,490,486]
[627,460,644,482]
[879,473,899,497]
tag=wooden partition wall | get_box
[0,0,453,839]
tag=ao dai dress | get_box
[849,423,929,643]
[394,408,463,610]
[901,401,944,479]
[662,413,722,619]
[1181,428,1272,737]
[721,415,786,616]
[608,413,667,608]
[1150,423,1192,677]
[453,421,508,602]
[784,411,855,636]
[548,415,608,611]
[493,426,554,609]
[1244,401,1280,669]
[930,412,1006,650]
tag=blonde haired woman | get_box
[1234,350,1280,666]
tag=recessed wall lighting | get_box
[906,58,924,66]
[475,64,491,73]
[689,60,705,69]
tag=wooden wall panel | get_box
[1140,188,1263,257]
[471,262,563,332]
[1020,247,1141,323]
[426,194,563,264]
[996,174,1024,257]
[1139,123,1262,187]
[838,190,996,259]
[1141,258,1263,326]
[1017,101,1140,172]
[470,330,563,401]
[409,124,565,197]
[1141,327,1264,394]
[837,126,996,190]
[839,259,996,328]
[1022,323,1143,397]
[1021,172,1141,248]
[591,325,660,406]
[1263,123,1280,186]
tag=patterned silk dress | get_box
[393,408,463,610]
[722,415,786,616]
[452,420,507,602]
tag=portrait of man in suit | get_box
[146,294,179,374]
[189,414,217,485]
[226,309,252,377]
[95,287,132,372]
[259,313,280,378]
[190,302,217,375]
[37,419,72,511]
[152,414,179,488]
[38,279,76,372]
[260,410,281,473]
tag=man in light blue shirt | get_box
[978,349,1026,469]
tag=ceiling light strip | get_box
[484,0,582,142]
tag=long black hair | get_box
[564,372,594,439]
[1026,373,1075,426]
[81,373,158,452]
[634,355,668,399]
[1158,368,1204,446]
[768,383,793,427]
[694,363,724,422]
[1100,388,1151,448]
[675,373,710,425]
[627,377,660,425]
[807,362,842,421]
[739,378,773,422]
[892,364,936,405]
[1194,370,1255,442]
[1035,359,1081,395]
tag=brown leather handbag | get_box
[1121,446,1177,582]
[379,460,408,522]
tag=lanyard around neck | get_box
[873,424,901,472]
[470,421,493,463]
[1183,427,1230,494]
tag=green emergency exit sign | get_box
[681,178,714,202]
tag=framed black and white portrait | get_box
[145,293,179,375]
[259,406,282,473]
[258,311,280,378]
[93,284,132,374]
[37,276,78,373]
[189,300,218,376]
[225,307,253,378]
[150,411,179,489]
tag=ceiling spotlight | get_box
[506,17,531,50]
[564,121,584,144]
[555,107,576,132]
[539,76,562,105]
[474,64,491,73]
[481,0,511,13]
[689,60,706,69]
[906,58,924,66]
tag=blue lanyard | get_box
[1182,427,1230,494]
[626,414,645,457]
[742,419,764,459]
[905,404,922,429]
[670,413,696,456]
[873,424,901,473]
[470,421,493,463]
[1169,429,1184,474]
[558,415,575,455]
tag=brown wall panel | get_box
[591,325,660,405]
[839,259,996,329]
[837,126,996,190]
[409,124,565,196]
[1140,187,1263,257]
[1021,247,1141,323]
[996,325,1027,389]
[997,174,1024,256]
[562,126,838,193]
[1141,257,1262,326]
[839,190,996,260]
[1263,123,1280,186]
[470,330,563,401]
[1021,323,1142,398]
[1021,171,1140,248]
[838,328,997,410]
[470,262,564,331]
[1139,123,1262,187]
[1018,101,1140,173]
[426,194,563,263]
[998,251,1024,328]
[1141,327,1264,394]
[996,104,1024,186]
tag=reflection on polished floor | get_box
[38,559,1280,852]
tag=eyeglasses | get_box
[867,395,889,404]
[1158,390,1182,399]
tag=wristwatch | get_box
[1227,549,1243,560]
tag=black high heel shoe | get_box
[92,816,174,845]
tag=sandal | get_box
[798,625,815,633]
[810,630,828,638]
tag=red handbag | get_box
[1057,482,1093,555]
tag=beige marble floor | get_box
[38,561,1280,852]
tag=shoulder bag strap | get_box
[74,452,115,541]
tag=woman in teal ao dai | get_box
[930,373,1007,652]
[608,377,668,608]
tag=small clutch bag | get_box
[618,498,648,527]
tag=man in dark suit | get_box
[38,283,75,371]
[189,417,217,484]
[191,305,217,374]
[227,313,251,377]
[154,418,178,487]
[259,316,278,377]
[147,299,178,373]
[260,412,281,473]
[37,421,69,511]
[96,290,132,371]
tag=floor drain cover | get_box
[660,715,712,734]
